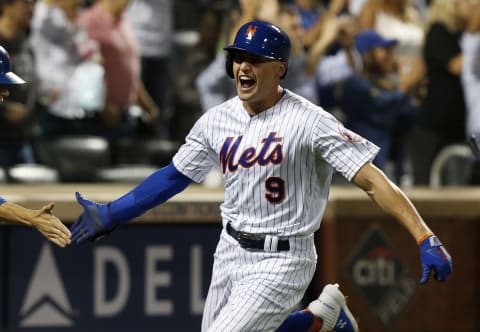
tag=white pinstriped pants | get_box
[201,229,317,332]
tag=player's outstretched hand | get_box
[419,235,452,284]
[31,202,72,248]
[71,192,115,244]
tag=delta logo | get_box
[19,244,74,327]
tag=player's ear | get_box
[279,62,288,80]
[226,53,234,79]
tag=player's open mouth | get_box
[239,75,256,89]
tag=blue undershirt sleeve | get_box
[0,196,5,205]
[107,162,193,225]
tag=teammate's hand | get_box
[31,202,72,248]
[71,192,115,244]
[419,235,452,284]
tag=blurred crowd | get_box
[1,0,479,186]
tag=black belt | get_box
[226,222,290,252]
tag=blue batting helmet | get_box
[224,21,291,79]
[0,46,25,85]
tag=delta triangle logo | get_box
[19,243,73,327]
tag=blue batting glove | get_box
[71,192,116,244]
[419,235,452,284]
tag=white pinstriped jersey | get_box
[173,89,379,237]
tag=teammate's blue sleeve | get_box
[71,162,193,244]
[108,162,193,223]
[0,196,5,205]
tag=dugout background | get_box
[0,184,478,332]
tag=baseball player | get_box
[71,21,452,332]
[0,45,71,248]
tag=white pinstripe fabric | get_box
[172,89,379,330]
[201,230,317,332]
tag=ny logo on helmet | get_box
[246,25,257,40]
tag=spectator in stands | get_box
[126,0,173,138]
[461,0,480,184]
[305,14,360,95]
[351,0,428,19]
[290,0,323,31]
[0,0,37,167]
[172,0,226,141]
[288,0,347,49]
[279,5,358,105]
[30,0,103,139]
[410,0,469,184]
[195,51,234,112]
[77,0,161,142]
[359,0,425,95]
[338,30,420,183]
[288,0,354,111]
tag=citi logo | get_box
[352,249,396,286]
[19,243,74,327]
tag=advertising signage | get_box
[345,226,416,328]
[3,223,221,331]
